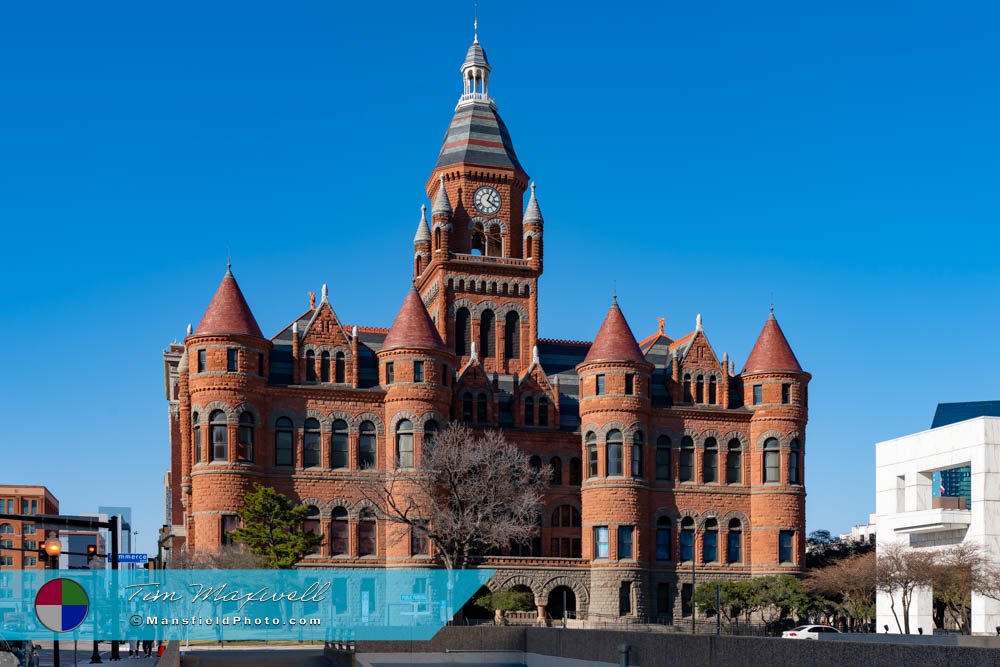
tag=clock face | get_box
[473,186,502,215]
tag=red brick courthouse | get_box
[162,35,809,622]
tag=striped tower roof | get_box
[434,100,525,172]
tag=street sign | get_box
[117,553,148,564]
[399,594,428,603]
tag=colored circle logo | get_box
[34,578,89,633]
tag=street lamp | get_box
[43,535,62,561]
[43,532,62,667]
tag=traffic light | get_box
[86,544,97,564]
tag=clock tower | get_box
[414,31,544,376]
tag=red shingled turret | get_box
[743,310,802,373]
[381,287,446,351]
[583,298,645,364]
[195,267,263,338]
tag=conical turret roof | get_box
[381,287,446,352]
[583,298,645,364]
[743,310,803,373]
[195,267,263,338]
[524,182,543,226]
[413,205,431,243]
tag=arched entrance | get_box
[547,586,576,620]
[460,585,494,622]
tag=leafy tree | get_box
[474,590,535,613]
[807,530,834,546]
[694,581,757,628]
[228,483,323,569]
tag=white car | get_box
[781,625,841,639]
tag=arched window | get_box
[424,420,438,447]
[552,505,581,527]
[304,505,321,554]
[320,351,330,382]
[305,350,316,382]
[238,413,255,462]
[550,456,562,485]
[631,431,644,477]
[789,438,801,485]
[703,518,719,562]
[655,435,671,481]
[606,429,623,476]
[331,419,349,469]
[679,436,694,482]
[434,227,441,251]
[695,375,704,404]
[526,236,533,258]
[359,421,377,469]
[680,517,695,562]
[455,308,471,356]
[586,432,598,478]
[330,507,348,556]
[480,309,496,358]
[524,397,535,426]
[470,221,485,255]
[303,418,321,468]
[655,517,671,561]
[538,397,549,427]
[764,437,781,483]
[504,311,520,360]
[569,457,582,485]
[485,223,502,257]
[358,508,376,557]
[462,393,473,423]
[209,410,228,462]
[683,374,692,403]
[727,518,743,563]
[192,412,201,464]
[477,393,488,423]
[396,420,414,469]
[0,524,14,535]
[702,437,718,483]
[708,376,717,404]
[529,455,542,476]
[275,417,294,466]
[726,438,742,484]
[335,351,345,383]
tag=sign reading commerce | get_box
[2,569,492,641]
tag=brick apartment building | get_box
[0,485,59,570]
[162,34,809,622]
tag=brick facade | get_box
[0,485,59,570]
[162,36,809,623]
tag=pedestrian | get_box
[143,639,153,658]
[127,639,136,658]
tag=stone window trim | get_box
[754,430,787,451]
[721,431,750,451]
[695,429,722,449]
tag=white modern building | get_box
[875,408,1000,635]
[840,513,877,544]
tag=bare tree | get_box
[929,542,991,633]
[805,551,876,631]
[360,424,547,572]
[876,543,936,634]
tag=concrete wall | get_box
[346,626,1000,667]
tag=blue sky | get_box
[1,1,998,555]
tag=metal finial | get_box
[612,281,617,305]
[321,283,329,302]
[696,313,703,331]
[474,4,478,43]
[226,247,232,273]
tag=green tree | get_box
[474,590,535,613]
[228,483,323,569]
[694,581,756,628]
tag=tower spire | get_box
[474,4,478,43]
